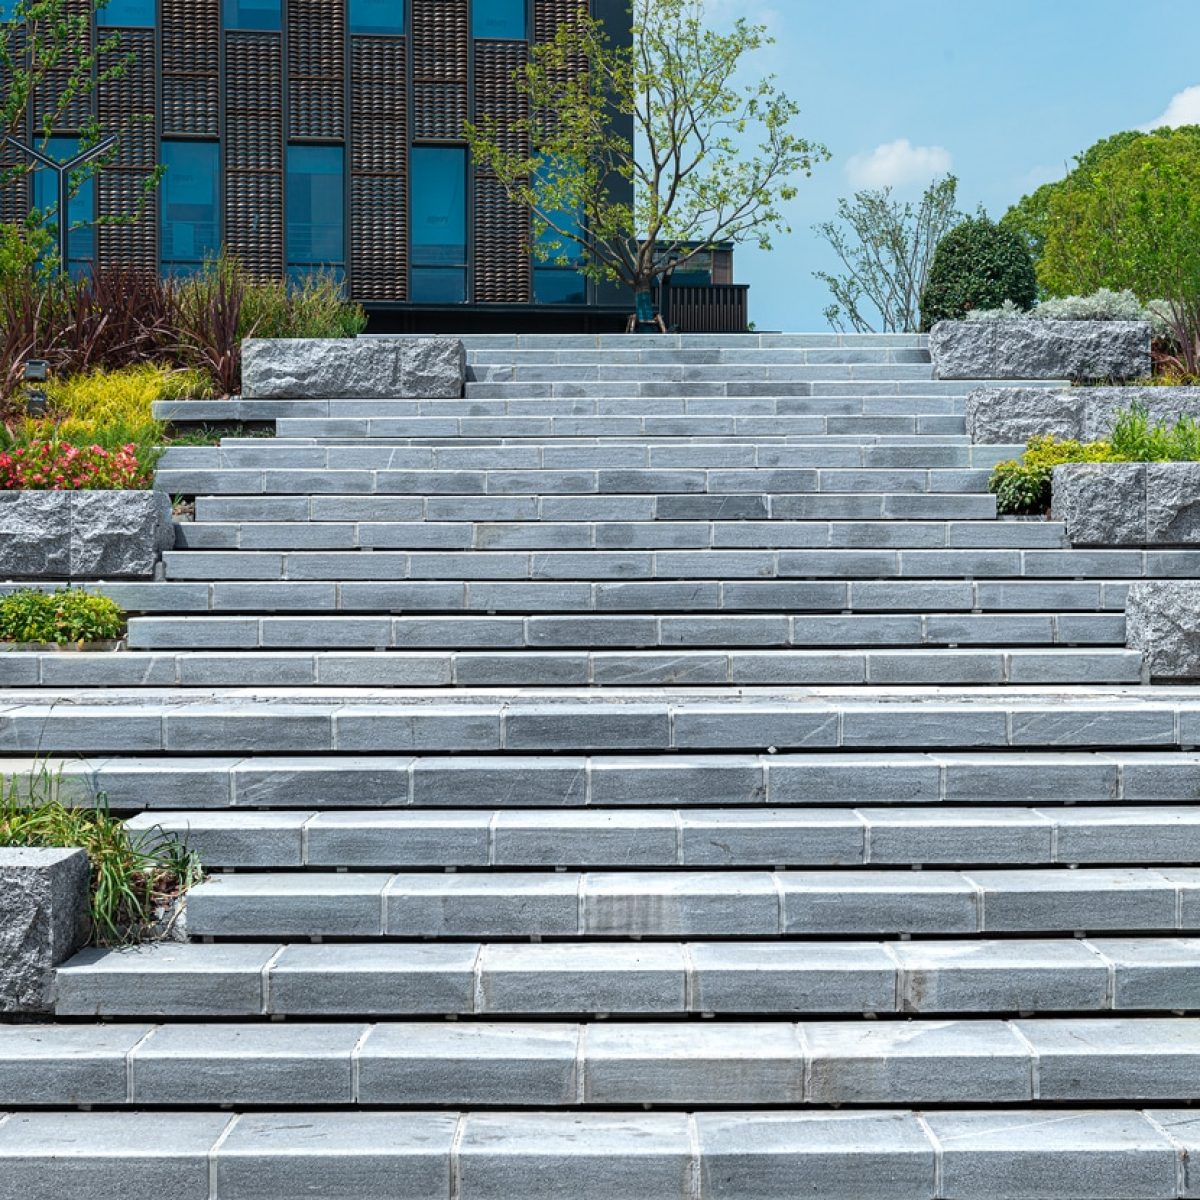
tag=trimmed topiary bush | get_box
[919,216,1038,331]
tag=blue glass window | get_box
[98,0,155,24]
[473,0,525,39]
[534,268,586,304]
[411,146,466,302]
[350,0,405,34]
[32,138,94,274]
[223,0,279,29]
[161,140,220,273]
[287,144,344,272]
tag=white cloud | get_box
[1141,84,1200,130]
[844,138,954,190]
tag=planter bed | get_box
[1053,461,1200,546]
[0,490,173,580]
[931,319,1150,382]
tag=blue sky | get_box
[715,0,1200,332]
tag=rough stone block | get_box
[241,338,464,399]
[1126,581,1200,679]
[1146,462,1200,543]
[964,386,1084,443]
[1052,462,1146,546]
[1083,385,1200,441]
[0,493,70,576]
[930,319,1150,381]
[0,848,88,1013]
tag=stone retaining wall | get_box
[242,337,464,399]
[0,491,173,579]
[931,320,1150,382]
[1053,462,1200,546]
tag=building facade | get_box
[0,0,635,329]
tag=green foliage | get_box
[815,175,964,333]
[1109,403,1200,461]
[465,0,828,294]
[919,216,1038,330]
[1036,128,1200,373]
[0,765,201,945]
[0,587,126,644]
[966,288,1150,323]
[240,272,367,340]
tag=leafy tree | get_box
[814,175,963,333]
[918,215,1037,330]
[1,0,159,273]
[465,0,828,299]
[1038,129,1200,372]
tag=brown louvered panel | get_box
[0,145,27,226]
[97,170,156,271]
[413,83,467,141]
[473,176,530,304]
[473,41,528,163]
[225,171,284,279]
[97,29,156,169]
[350,36,407,172]
[225,32,283,170]
[533,0,588,45]
[350,175,407,302]
[288,0,345,140]
[34,0,93,132]
[161,0,220,136]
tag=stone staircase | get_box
[5,332,1200,1196]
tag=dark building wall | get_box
[0,0,629,325]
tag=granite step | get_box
[451,332,937,349]
[0,648,1142,689]
[182,867,1200,939]
[157,546,1199,582]
[125,806,1200,869]
[459,377,1053,397]
[173,517,1067,553]
[461,345,932,365]
[464,363,942,382]
[10,748,1193,812]
[1,1107,1192,1200]
[123,613,1124,652]
[53,936,1195,1017]
[5,1018,1200,1109]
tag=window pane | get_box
[32,138,94,267]
[161,140,220,268]
[98,0,156,24]
[473,0,525,39]
[534,155,583,265]
[287,144,344,267]
[411,267,467,304]
[223,0,279,29]
[411,147,466,265]
[534,268,586,305]
[349,0,405,34]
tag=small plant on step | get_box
[0,588,126,645]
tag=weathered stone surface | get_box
[242,338,464,399]
[70,490,173,577]
[0,493,70,576]
[931,320,1150,381]
[1052,463,1146,546]
[1126,582,1200,679]
[1083,386,1200,441]
[1146,462,1200,544]
[0,847,89,1013]
[965,386,1085,444]
[0,491,171,580]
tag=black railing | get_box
[655,283,750,333]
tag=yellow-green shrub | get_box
[989,435,1123,514]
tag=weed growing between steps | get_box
[990,402,1200,513]
[0,766,202,945]
[0,588,125,645]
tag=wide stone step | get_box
[461,377,1053,397]
[189,491,1002,521]
[124,613,1122,652]
[174,517,1066,552]
[154,466,993,496]
[5,1018,1200,1108]
[125,805,1200,869]
[3,690,1192,755]
[0,648,1142,689]
[158,546,1196,582]
[1,1107,1192,1199]
[15,575,1131,615]
[182,867,1200,938]
[462,345,931,365]
[54,936,1192,1017]
[466,363,941,382]
[454,332,935,349]
[160,437,1010,471]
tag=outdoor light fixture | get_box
[23,359,48,417]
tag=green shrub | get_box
[1110,403,1200,461]
[0,588,126,644]
[241,272,368,340]
[0,766,202,945]
[989,435,1122,515]
[919,215,1038,330]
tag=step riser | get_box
[465,365,941,382]
[463,348,931,365]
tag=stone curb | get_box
[1053,462,1200,546]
